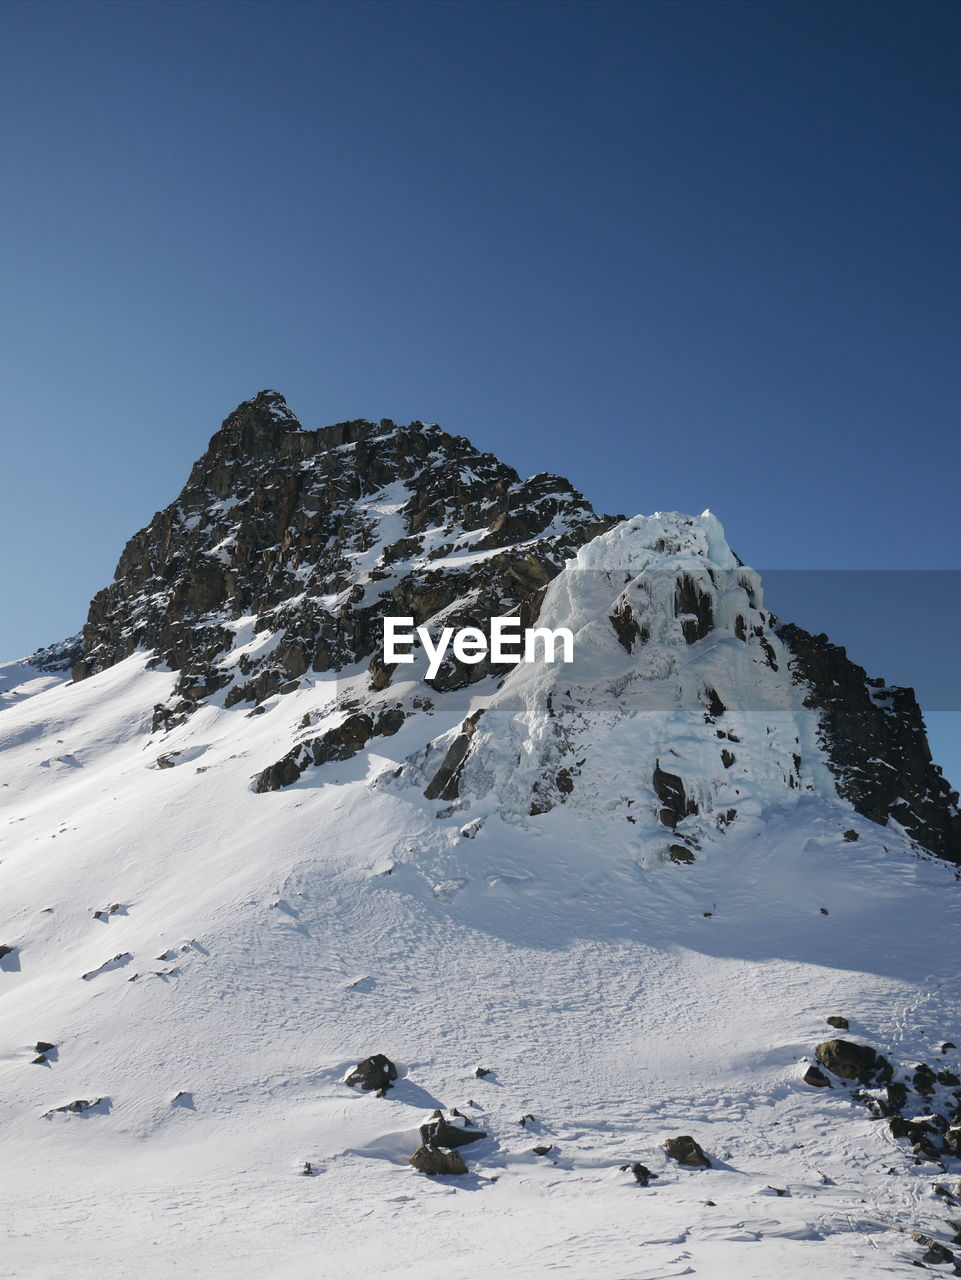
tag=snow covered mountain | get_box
[2,392,960,1279]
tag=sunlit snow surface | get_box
[1,515,959,1279]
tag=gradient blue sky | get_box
[1,0,958,769]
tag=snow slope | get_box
[2,518,960,1280]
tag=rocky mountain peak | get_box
[73,391,616,704]
[64,393,959,865]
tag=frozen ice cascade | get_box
[410,511,838,847]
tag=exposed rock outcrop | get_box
[777,622,961,862]
[815,1039,893,1085]
[73,392,615,713]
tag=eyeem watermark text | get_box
[383,616,574,680]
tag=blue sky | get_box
[1,0,958,773]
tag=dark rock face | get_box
[663,1135,710,1167]
[610,602,644,652]
[423,710,485,802]
[675,574,714,643]
[409,1144,468,1175]
[815,1039,893,1085]
[653,762,697,828]
[344,1054,397,1093]
[73,392,615,718]
[777,622,961,864]
[826,1016,849,1030]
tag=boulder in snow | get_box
[815,1039,892,1085]
[409,1144,468,1175]
[344,1054,398,1093]
[663,1135,710,1167]
[419,1111,486,1149]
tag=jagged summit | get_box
[73,394,614,699]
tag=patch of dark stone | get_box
[532,1145,554,1156]
[674,574,714,644]
[668,844,696,864]
[663,1135,710,1167]
[409,1145,468,1176]
[914,1064,938,1097]
[826,1016,849,1030]
[474,1066,492,1078]
[621,1162,658,1187]
[344,1054,397,1095]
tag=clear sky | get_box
[1,0,958,773]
